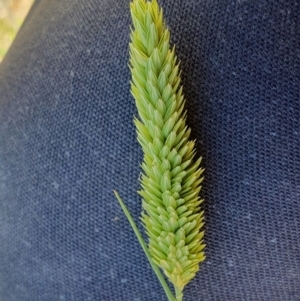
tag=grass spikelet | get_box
[115,0,205,300]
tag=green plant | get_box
[115,0,205,300]
[0,19,16,59]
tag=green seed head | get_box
[130,0,205,291]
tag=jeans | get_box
[0,0,299,300]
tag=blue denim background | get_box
[0,0,299,300]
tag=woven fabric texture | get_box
[0,0,299,300]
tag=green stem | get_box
[175,286,183,301]
[114,191,176,301]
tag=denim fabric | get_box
[0,0,299,300]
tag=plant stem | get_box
[114,191,176,301]
[175,286,183,301]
